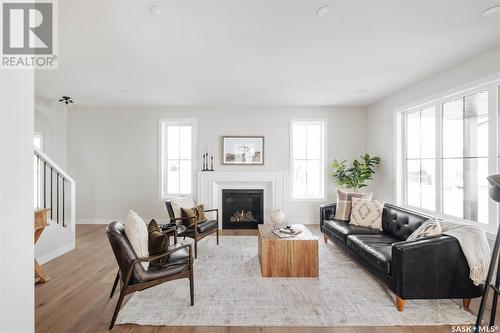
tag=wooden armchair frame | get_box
[108,242,194,330]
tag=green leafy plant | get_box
[332,154,381,191]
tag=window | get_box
[405,107,436,211]
[400,88,494,227]
[159,120,196,198]
[291,120,325,199]
[442,92,489,223]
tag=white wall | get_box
[68,106,367,224]
[366,44,500,203]
[33,97,75,264]
[34,97,68,170]
[0,71,35,332]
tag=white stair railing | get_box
[34,147,75,231]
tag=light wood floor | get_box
[36,224,494,333]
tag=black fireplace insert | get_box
[222,189,264,229]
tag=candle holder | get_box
[202,153,208,171]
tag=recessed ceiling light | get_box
[151,5,168,17]
[317,5,332,17]
[482,5,500,17]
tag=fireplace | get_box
[222,189,264,229]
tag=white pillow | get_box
[349,197,384,231]
[407,218,442,241]
[170,197,195,218]
[123,210,149,260]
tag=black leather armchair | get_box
[106,222,194,330]
[165,200,219,259]
[320,202,482,311]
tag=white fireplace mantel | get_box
[197,171,287,227]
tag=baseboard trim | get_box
[77,218,316,225]
[287,219,316,224]
[38,242,75,264]
[77,218,121,224]
[77,218,170,224]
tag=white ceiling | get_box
[35,0,500,107]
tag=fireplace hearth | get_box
[222,189,264,229]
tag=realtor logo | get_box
[1,1,58,68]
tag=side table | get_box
[162,224,187,244]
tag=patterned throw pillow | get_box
[407,218,442,241]
[334,189,373,221]
[349,197,384,231]
[194,204,207,223]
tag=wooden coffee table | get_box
[258,224,318,277]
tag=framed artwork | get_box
[222,136,264,165]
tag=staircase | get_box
[34,147,76,264]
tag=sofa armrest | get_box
[319,202,336,230]
[392,236,482,299]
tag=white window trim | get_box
[289,119,327,201]
[158,118,197,201]
[395,74,500,234]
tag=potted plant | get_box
[332,154,381,192]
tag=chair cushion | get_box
[323,219,380,242]
[347,234,398,275]
[141,247,190,282]
[179,219,218,236]
[123,210,149,259]
[197,219,218,233]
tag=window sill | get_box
[290,197,326,202]
[400,203,497,239]
[159,195,193,201]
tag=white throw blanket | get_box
[440,220,491,286]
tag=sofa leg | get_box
[463,298,471,309]
[396,296,405,311]
[324,235,328,244]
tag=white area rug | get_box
[116,234,476,326]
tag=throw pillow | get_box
[148,219,170,267]
[407,218,442,241]
[123,210,149,265]
[349,197,384,231]
[194,204,207,223]
[170,197,196,219]
[180,207,197,229]
[335,189,373,221]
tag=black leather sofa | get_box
[320,202,482,311]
